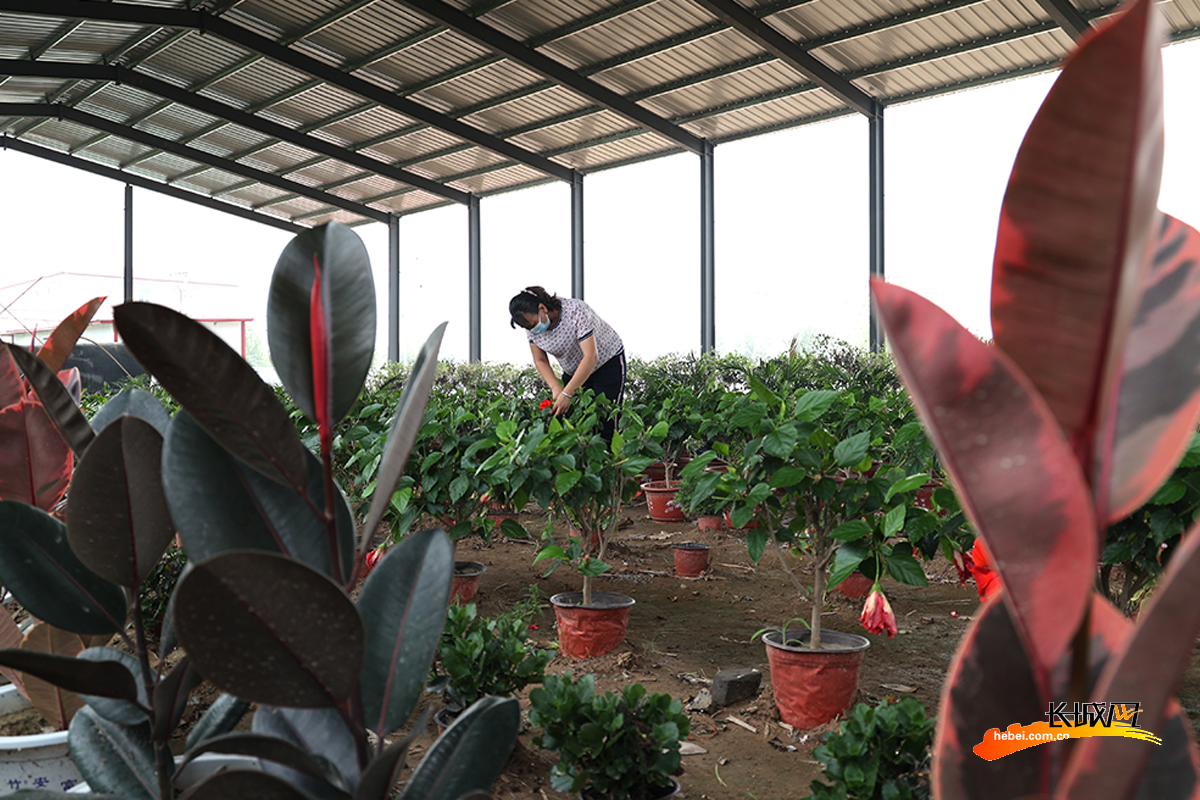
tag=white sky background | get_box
[3,39,1200,369]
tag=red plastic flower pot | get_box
[449,561,486,604]
[834,571,874,599]
[723,508,761,530]
[763,629,870,729]
[550,591,635,658]
[641,481,686,522]
[696,514,724,531]
[672,542,711,577]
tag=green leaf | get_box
[185,694,251,751]
[770,466,808,489]
[90,386,172,437]
[883,505,906,538]
[556,471,583,496]
[794,390,841,421]
[397,696,519,800]
[884,473,931,502]
[174,551,364,708]
[0,501,126,635]
[762,424,799,458]
[828,540,871,589]
[1150,479,1187,505]
[746,528,768,564]
[75,647,150,726]
[746,482,771,506]
[747,375,780,408]
[253,705,359,792]
[358,528,452,736]
[886,551,929,586]
[113,302,308,488]
[834,431,871,467]
[649,421,670,439]
[68,706,156,799]
[268,222,376,426]
[449,475,470,504]
[179,732,349,793]
[831,520,872,542]
[67,417,174,588]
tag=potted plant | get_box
[674,467,727,530]
[528,671,689,800]
[873,1,1200,795]
[429,601,553,730]
[0,222,520,798]
[506,390,665,657]
[683,380,950,728]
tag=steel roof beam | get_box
[1032,0,1091,40]
[1,0,575,183]
[0,59,470,205]
[688,0,879,117]
[0,135,305,233]
[1,102,388,223]
[396,0,706,155]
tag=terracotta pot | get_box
[550,591,635,658]
[834,571,874,599]
[639,459,691,485]
[641,481,685,522]
[672,542,711,577]
[450,561,486,604]
[696,514,723,531]
[723,508,760,530]
[566,521,602,548]
[763,629,870,729]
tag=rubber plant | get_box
[0,221,518,799]
[871,0,1200,795]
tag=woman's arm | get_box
[554,336,598,416]
[530,343,564,396]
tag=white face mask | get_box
[529,310,550,335]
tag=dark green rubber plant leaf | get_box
[174,550,364,708]
[254,705,360,794]
[35,296,105,372]
[396,696,519,800]
[0,501,126,634]
[7,343,95,456]
[75,647,150,726]
[358,527,452,736]
[91,387,172,436]
[164,412,354,582]
[152,657,202,740]
[67,416,174,587]
[178,732,349,793]
[176,770,315,800]
[354,710,429,800]
[185,693,252,751]
[113,301,307,488]
[990,0,1164,457]
[268,221,376,429]
[358,323,447,569]
[871,280,1096,689]
[68,706,156,800]
[1060,524,1200,800]
[0,647,139,706]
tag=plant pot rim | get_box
[762,628,871,654]
[672,541,711,551]
[639,480,680,492]
[0,727,69,749]
[550,591,635,610]
[579,776,681,800]
[453,561,487,577]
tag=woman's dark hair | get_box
[509,286,562,328]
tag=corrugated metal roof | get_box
[1,0,1195,230]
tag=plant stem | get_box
[128,587,173,799]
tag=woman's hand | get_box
[552,390,572,417]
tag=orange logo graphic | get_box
[973,720,1162,761]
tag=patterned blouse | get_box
[527,297,623,375]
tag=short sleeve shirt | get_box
[527,298,623,375]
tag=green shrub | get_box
[805,697,934,800]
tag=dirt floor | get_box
[400,503,985,800]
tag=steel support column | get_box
[868,109,885,354]
[571,171,584,299]
[700,141,715,354]
[469,195,481,363]
[388,215,400,362]
[124,183,133,303]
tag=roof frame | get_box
[1033,0,1092,39]
[0,59,471,205]
[1,102,391,223]
[395,0,707,155]
[3,0,576,182]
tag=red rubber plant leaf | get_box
[990,0,1165,513]
[0,344,21,408]
[1107,214,1200,522]
[0,398,72,510]
[173,550,363,709]
[871,281,1096,688]
[34,295,105,372]
[267,222,375,430]
[7,344,95,456]
[114,302,308,489]
[1060,520,1200,799]
[66,416,175,588]
[17,622,88,730]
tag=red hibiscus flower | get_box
[859,588,897,638]
[539,398,553,410]
[952,548,974,585]
[363,547,386,576]
[969,538,1002,602]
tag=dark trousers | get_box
[564,350,626,443]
